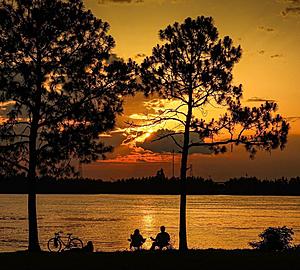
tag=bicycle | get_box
[47,231,83,252]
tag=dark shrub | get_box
[249,226,294,251]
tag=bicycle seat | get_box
[67,233,72,236]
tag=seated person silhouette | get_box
[150,226,171,250]
[128,229,146,250]
[82,241,94,252]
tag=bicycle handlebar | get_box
[55,231,73,236]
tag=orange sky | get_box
[81,0,300,180]
[2,0,299,180]
[84,0,300,126]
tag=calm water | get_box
[0,194,299,252]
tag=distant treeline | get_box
[0,175,300,195]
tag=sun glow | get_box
[145,129,153,139]
[133,129,154,143]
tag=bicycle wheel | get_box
[69,238,83,249]
[48,238,62,252]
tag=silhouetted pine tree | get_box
[0,0,136,251]
[140,16,289,251]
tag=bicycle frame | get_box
[54,233,73,249]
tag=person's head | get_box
[134,229,140,235]
[160,226,166,232]
[86,241,94,252]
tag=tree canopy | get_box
[0,0,137,177]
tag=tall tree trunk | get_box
[179,100,192,251]
[179,145,189,251]
[27,49,42,252]
[27,120,41,252]
[27,183,40,251]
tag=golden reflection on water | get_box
[141,212,155,249]
[0,194,300,252]
[142,212,154,229]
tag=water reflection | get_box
[142,212,154,229]
[0,194,300,252]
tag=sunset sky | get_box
[79,0,300,180]
[2,0,299,180]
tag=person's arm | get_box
[128,234,133,241]
[167,233,170,242]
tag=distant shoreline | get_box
[1,175,300,196]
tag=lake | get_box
[0,194,299,252]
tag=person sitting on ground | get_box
[150,226,171,250]
[82,241,94,252]
[128,229,146,250]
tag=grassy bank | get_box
[0,249,299,270]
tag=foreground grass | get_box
[0,249,299,270]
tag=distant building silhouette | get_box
[156,168,166,181]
